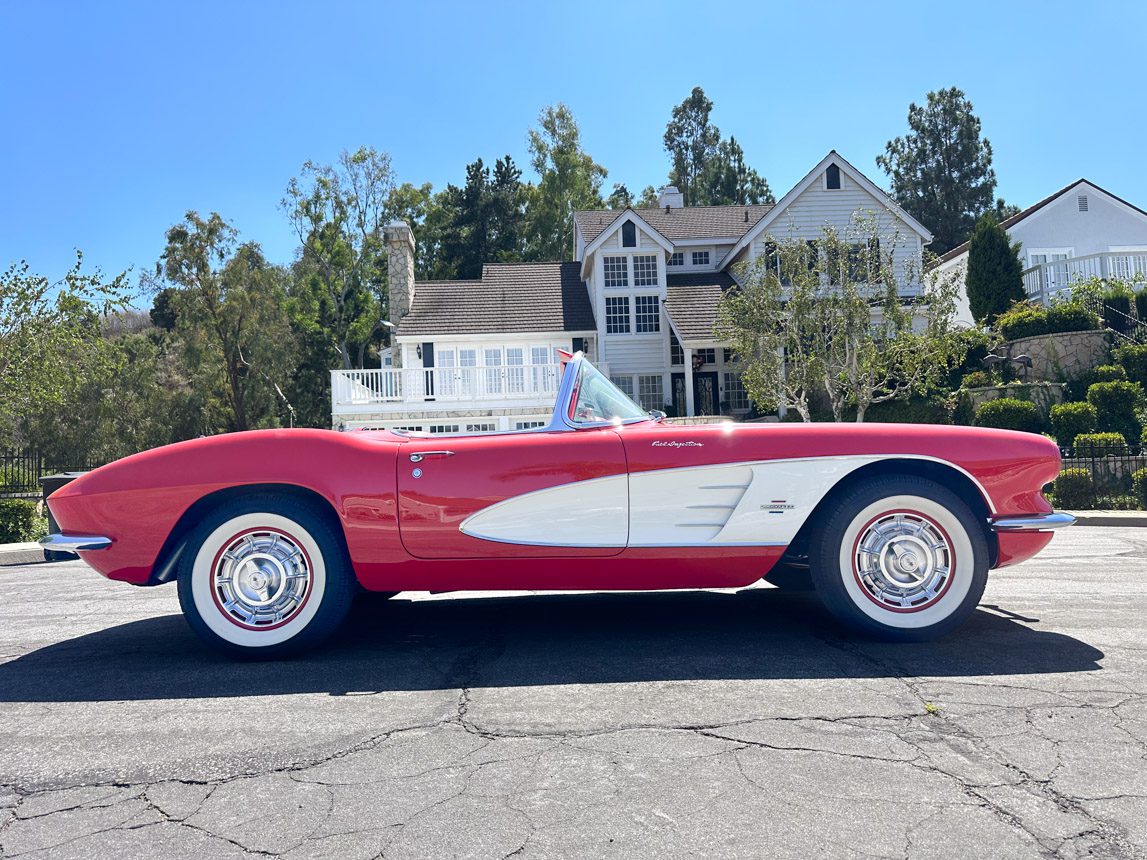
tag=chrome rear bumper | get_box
[991,512,1077,532]
[40,533,113,551]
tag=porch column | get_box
[683,347,696,417]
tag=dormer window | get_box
[692,250,710,266]
[621,221,637,247]
[668,252,683,266]
[826,164,841,190]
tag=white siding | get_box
[1008,183,1147,264]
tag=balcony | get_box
[331,363,562,417]
[1023,251,1147,305]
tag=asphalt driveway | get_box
[0,527,1144,858]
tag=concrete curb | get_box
[0,542,47,566]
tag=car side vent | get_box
[1078,194,1089,212]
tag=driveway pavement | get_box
[0,528,1144,859]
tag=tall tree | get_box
[965,212,1025,323]
[877,87,1003,255]
[664,87,772,206]
[159,212,295,432]
[606,183,634,209]
[525,104,607,260]
[283,146,394,369]
[430,156,526,279]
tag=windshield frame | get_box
[551,353,654,431]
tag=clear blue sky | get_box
[2,0,1144,290]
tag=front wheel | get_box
[177,495,355,658]
[809,476,989,641]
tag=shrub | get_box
[1072,432,1129,455]
[1136,290,1147,322]
[864,395,953,424]
[974,397,1043,434]
[1051,469,1095,509]
[1092,364,1127,382]
[1086,380,1145,444]
[1133,468,1147,509]
[951,391,975,426]
[995,303,1047,341]
[1095,495,1141,510]
[1045,302,1100,334]
[960,370,996,389]
[1049,402,1097,447]
[0,499,47,544]
[1101,288,1135,335]
[1115,343,1147,388]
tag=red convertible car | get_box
[43,354,1072,657]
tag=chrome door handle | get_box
[409,450,455,463]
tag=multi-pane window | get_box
[723,348,736,364]
[668,252,684,266]
[603,256,628,288]
[696,348,715,365]
[484,347,502,394]
[610,375,635,398]
[692,250,710,266]
[637,375,664,411]
[605,296,630,334]
[515,420,547,430]
[466,422,497,433]
[633,255,658,286]
[634,295,660,333]
[429,424,460,434]
[723,373,750,410]
[505,347,525,393]
[670,331,684,365]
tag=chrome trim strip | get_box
[991,512,1076,532]
[40,533,113,551]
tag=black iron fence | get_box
[0,449,107,496]
[1056,443,1147,509]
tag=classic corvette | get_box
[43,353,1073,656]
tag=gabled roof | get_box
[936,178,1147,265]
[716,151,933,269]
[395,262,596,338]
[663,272,739,345]
[574,204,774,244]
[578,209,676,278]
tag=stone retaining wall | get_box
[965,383,1066,414]
[1004,330,1110,382]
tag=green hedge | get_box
[1133,468,1147,509]
[1092,364,1127,382]
[974,397,1043,434]
[1115,343,1147,388]
[1052,469,1095,509]
[864,396,954,425]
[1101,289,1134,335]
[995,304,1048,340]
[1087,380,1145,444]
[1049,402,1097,447]
[1072,432,1129,454]
[1136,291,1147,323]
[0,499,48,544]
[1045,302,1101,334]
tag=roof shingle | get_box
[395,262,595,337]
[574,204,774,244]
[663,272,739,344]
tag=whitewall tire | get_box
[809,476,988,641]
[177,495,355,658]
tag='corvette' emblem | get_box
[651,440,704,448]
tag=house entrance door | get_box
[671,373,686,416]
[693,372,719,416]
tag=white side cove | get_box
[460,456,892,548]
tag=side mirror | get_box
[649,410,667,422]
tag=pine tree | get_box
[965,212,1025,323]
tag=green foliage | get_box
[965,213,1024,322]
[1114,343,1147,387]
[429,156,525,279]
[951,391,975,425]
[1132,468,1147,508]
[1050,402,1097,447]
[1136,290,1147,322]
[876,87,1002,254]
[0,499,47,543]
[1072,432,1129,454]
[1045,302,1100,334]
[1094,494,1141,511]
[524,104,607,261]
[663,87,773,206]
[863,395,953,424]
[1092,364,1127,382]
[973,397,1043,433]
[1051,469,1095,509]
[1101,286,1134,335]
[960,370,996,389]
[994,303,1048,340]
[1086,380,1145,444]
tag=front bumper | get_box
[40,533,113,552]
[991,512,1077,532]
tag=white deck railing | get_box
[332,363,561,409]
[1023,251,1147,304]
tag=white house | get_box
[937,179,1147,324]
[331,151,934,432]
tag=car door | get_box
[396,428,628,559]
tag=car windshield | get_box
[569,360,650,424]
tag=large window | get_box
[723,373,750,410]
[634,295,660,333]
[633,255,658,286]
[605,296,630,334]
[692,250,710,266]
[603,256,628,288]
[637,375,664,411]
[610,375,635,398]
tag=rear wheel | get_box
[177,495,355,658]
[809,476,988,641]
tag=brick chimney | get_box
[384,221,416,368]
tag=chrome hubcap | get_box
[213,530,311,627]
[854,512,953,611]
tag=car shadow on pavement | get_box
[0,588,1104,703]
